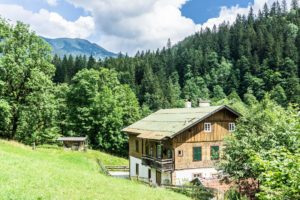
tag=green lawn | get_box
[0,140,190,200]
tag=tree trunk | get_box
[11,112,18,139]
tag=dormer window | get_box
[204,123,212,132]
[229,123,235,132]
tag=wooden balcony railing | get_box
[141,155,174,172]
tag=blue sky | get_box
[0,0,253,24]
[181,0,253,24]
[0,0,279,54]
[0,0,89,21]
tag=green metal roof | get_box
[123,105,239,140]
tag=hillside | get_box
[96,4,300,110]
[0,140,190,200]
[43,37,117,59]
[51,4,300,112]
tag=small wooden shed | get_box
[57,136,87,151]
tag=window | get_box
[193,173,202,178]
[136,163,139,176]
[178,150,183,157]
[146,144,149,155]
[229,123,235,132]
[148,169,151,179]
[193,147,202,161]
[167,149,172,159]
[156,144,162,159]
[204,123,212,132]
[211,146,220,160]
[135,140,139,153]
[150,146,153,156]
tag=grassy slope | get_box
[0,140,190,200]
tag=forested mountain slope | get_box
[44,37,117,59]
[52,3,300,110]
[96,2,299,110]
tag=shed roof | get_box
[57,137,87,142]
[122,105,240,140]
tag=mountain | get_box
[42,37,117,59]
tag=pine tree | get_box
[52,54,64,83]
[282,0,288,13]
[165,72,183,108]
[67,54,75,81]
[291,0,299,10]
[61,55,69,83]
[212,85,226,101]
[270,85,288,106]
[263,3,270,17]
[140,64,163,110]
[87,55,96,69]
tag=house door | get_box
[156,171,161,185]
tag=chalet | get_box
[57,136,87,151]
[122,100,240,186]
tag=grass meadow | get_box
[0,140,190,200]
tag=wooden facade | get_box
[127,107,239,185]
[128,134,143,159]
[172,109,237,170]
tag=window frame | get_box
[193,146,202,162]
[150,146,153,157]
[156,144,162,159]
[136,163,139,176]
[178,150,183,157]
[210,145,220,160]
[167,149,172,159]
[193,173,202,179]
[135,140,139,153]
[228,122,236,132]
[204,122,212,132]
[148,169,151,179]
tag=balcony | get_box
[142,155,174,172]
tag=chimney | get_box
[185,100,192,108]
[199,99,210,107]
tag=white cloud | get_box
[66,0,197,54]
[67,0,297,54]
[200,5,250,29]
[0,0,297,54]
[46,0,58,6]
[203,0,298,42]
[0,4,95,39]
[201,0,296,29]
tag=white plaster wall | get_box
[174,168,218,185]
[129,156,149,179]
[129,157,172,185]
[161,172,171,185]
[150,168,156,184]
[149,169,171,185]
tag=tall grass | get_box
[0,140,190,200]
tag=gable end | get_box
[168,105,240,139]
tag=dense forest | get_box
[0,19,140,156]
[52,1,300,111]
